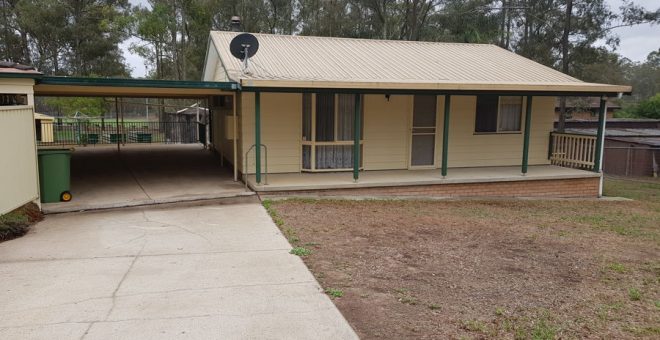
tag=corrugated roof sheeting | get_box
[210,31,631,93]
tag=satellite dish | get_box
[230,33,259,72]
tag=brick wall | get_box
[258,177,601,198]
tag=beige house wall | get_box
[0,105,39,214]
[241,92,302,174]
[235,92,555,174]
[0,78,35,105]
[444,95,553,167]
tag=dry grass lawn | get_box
[264,177,659,339]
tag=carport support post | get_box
[353,94,361,182]
[255,92,261,185]
[594,96,608,197]
[115,97,120,152]
[594,96,607,173]
[521,96,533,175]
[441,95,451,178]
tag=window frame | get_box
[301,93,364,172]
[474,95,524,135]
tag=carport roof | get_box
[34,76,238,98]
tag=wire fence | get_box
[36,120,205,147]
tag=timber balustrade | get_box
[549,132,597,170]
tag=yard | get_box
[264,177,659,339]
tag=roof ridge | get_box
[210,31,498,48]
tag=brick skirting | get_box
[258,177,600,198]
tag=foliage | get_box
[44,97,108,117]
[1,0,131,76]
[290,246,312,256]
[618,93,660,119]
[325,288,344,298]
[1,0,659,94]
[0,203,42,242]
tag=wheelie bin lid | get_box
[37,148,74,155]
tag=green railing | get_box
[36,120,204,146]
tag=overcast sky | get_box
[121,0,660,78]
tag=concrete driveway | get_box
[43,144,251,214]
[0,199,358,339]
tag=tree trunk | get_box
[557,0,573,133]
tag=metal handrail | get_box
[243,143,268,190]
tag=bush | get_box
[0,203,42,242]
[618,94,660,119]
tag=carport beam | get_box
[521,96,533,175]
[255,92,261,184]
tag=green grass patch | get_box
[628,288,642,301]
[607,262,627,273]
[325,288,344,298]
[530,318,556,340]
[603,178,660,201]
[290,247,312,256]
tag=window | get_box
[302,93,363,170]
[0,93,27,106]
[475,95,522,133]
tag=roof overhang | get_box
[239,79,631,97]
[34,76,239,98]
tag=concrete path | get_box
[43,144,251,214]
[0,199,358,339]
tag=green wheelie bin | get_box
[37,148,73,203]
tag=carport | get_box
[33,76,249,213]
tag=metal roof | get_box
[209,31,631,94]
[0,61,42,77]
[565,128,660,147]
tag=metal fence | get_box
[36,120,205,147]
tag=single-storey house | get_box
[202,31,631,198]
[0,32,635,215]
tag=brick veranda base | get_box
[258,177,601,198]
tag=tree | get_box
[44,97,107,117]
[1,0,131,76]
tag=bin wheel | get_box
[60,191,72,202]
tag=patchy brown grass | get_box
[264,178,660,339]
[0,202,43,242]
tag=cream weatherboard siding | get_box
[240,92,302,174]
[0,105,39,214]
[0,78,35,105]
[442,95,553,168]
[363,94,410,170]
[360,94,553,171]
[236,92,554,174]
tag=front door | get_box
[410,95,437,167]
